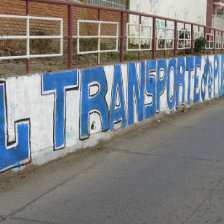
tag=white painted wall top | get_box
[129,0,207,25]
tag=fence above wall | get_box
[0,0,223,75]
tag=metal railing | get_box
[0,0,224,74]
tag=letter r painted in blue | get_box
[43,71,78,150]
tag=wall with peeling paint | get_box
[0,54,223,172]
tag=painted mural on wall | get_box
[1,55,224,172]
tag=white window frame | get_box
[205,33,214,49]
[87,0,127,9]
[156,27,174,50]
[0,15,63,60]
[76,20,119,55]
[126,23,152,52]
[177,29,191,49]
[194,31,204,39]
[215,34,222,49]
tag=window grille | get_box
[205,33,214,49]
[87,0,127,9]
[0,15,63,60]
[126,23,152,51]
[177,29,191,49]
[76,20,119,54]
[194,31,204,39]
[156,27,174,50]
[215,33,222,49]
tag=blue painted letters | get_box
[110,65,126,130]
[81,67,109,138]
[0,82,30,171]
[145,60,156,119]
[43,70,78,150]
[128,62,145,125]
[157,59,167,111]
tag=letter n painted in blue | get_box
[157,59,167,112]
[81,67,109,138]
[194,56,201,104]
[0,82,30,172]
[43,71,78,150]
[128,62,145,125]
[145,60,156,119]
[176,57,185,107]
[110,65,126,130]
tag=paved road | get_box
[0,99,224,224]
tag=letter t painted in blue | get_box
[43,71,78,150]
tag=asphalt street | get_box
[0,98,224,224]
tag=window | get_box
[156,27,174,50]
[126,23,152,51]
[87,0,127,9]
[177,29,191,49]
[206,33,214,49]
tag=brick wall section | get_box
[0,0,128,52]
[206,0,214,27]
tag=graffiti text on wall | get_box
[0,55,223,172]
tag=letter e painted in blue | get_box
[43,70,78,150]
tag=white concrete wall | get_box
[0,54,223,172]
[213,14,224,30]
[129,0,207,25]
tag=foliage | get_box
[194,37,208,54]
[124,53,138,61]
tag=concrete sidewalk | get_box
[0,98,224,224]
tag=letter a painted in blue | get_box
[145,60,156,119]
[176,57,185,107]
[110,65,126,131]
[186,57,194,103]
[167,58,176,111]
[128,62,145,125]
[81,67,109,138]
[157,59,167,112]
[0,82,30,172]
[43,71,78,150]
[194,56,201,104]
